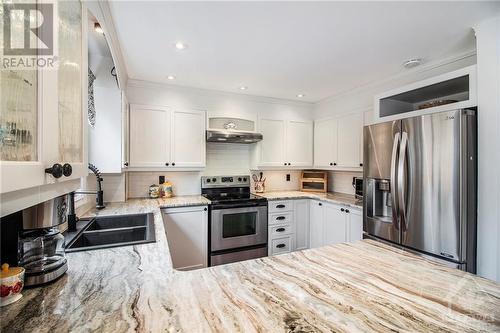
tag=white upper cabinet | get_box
[171,110,206,167]
[286,120,313,167]
[0,1,87,194]
[314,118,338,168]
[337,113,363,168]
[129,105,170,168]
[129,104,205,169]
[259,118,286,167]
[257,118,313,168]
[314,113,363,169]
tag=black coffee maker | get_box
[1,195,68,286]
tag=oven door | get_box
[211,205,267,252]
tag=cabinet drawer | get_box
[268,201,293,213]
[269,212,293,225]
[270,236,293,255]
[269,224,294,237]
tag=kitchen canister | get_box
[1,263,24,306]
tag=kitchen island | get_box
[1,198,499,332]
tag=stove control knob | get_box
[238,177,242,182]
[207,179,211,183]
[243,177,247,182]
[212,178,217,183]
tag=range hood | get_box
[206,117,262,144]
[206,130,262,144]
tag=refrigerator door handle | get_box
[398,131,408,231]
[390,132,400,230]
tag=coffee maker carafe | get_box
[1,196,69,286]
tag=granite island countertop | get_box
[2,198,500,332]
[255,190,363,208]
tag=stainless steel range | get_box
[201,175,268,266]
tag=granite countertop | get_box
[256,190,363,208]
[2,199,500,332]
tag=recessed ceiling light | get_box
[94,22,103,34]
[297,94,305,98]
[175,42,187,50]
[403,58,422,69]
[239,86,248,90]
[167,75,176,80]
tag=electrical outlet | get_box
[286,174,290,181]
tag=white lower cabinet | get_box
[268,199,310,255]
[348,208,363,242]
[162,206,208,270]
[294,199,310,251]
[309,200,363,248]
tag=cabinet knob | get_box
[333,162,337,166]
[318,202,322,206]
[284,162,287,166]
[346,209,350,213]
[165,162,169,166]
[172,162,176,166]
[124,162,129,167]
[359,163,363,167]
[45,163,63,178]
[276,228,285,232]
[330,162,333,166]
[276,244,286,249]
[204,207,208,211]
[341,208,345,212]
[62,163,72,177]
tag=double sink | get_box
[65,213,156,252]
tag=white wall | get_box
[88,55,122,173]
[313,52,477,121]
[474,16,500,283]
[122,81,314,198]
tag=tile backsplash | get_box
[327,171,362,195]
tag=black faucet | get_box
[67,164,105,231]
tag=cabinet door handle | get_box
[165,162,169,166]
[333,162,337,166]
[276,216,286,220]
[359,163,363,167]
[318,202,322,206]
[330,162,333,166]
[341,208,345,212]
[276,244,286,248]
[276,204,286,209]
[276,228,286,232]
[62,163,72,177]
[172,162,176,166]
[288,162,291,166]
[45,163,63,178]
[204,207,208,211]
[284,162,287,166]
[124,162,129,167]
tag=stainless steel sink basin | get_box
[65,213,155,252]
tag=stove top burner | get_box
[201,175,267,206]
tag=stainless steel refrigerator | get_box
[363,109,477,273]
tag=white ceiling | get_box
[109,1,499,102]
